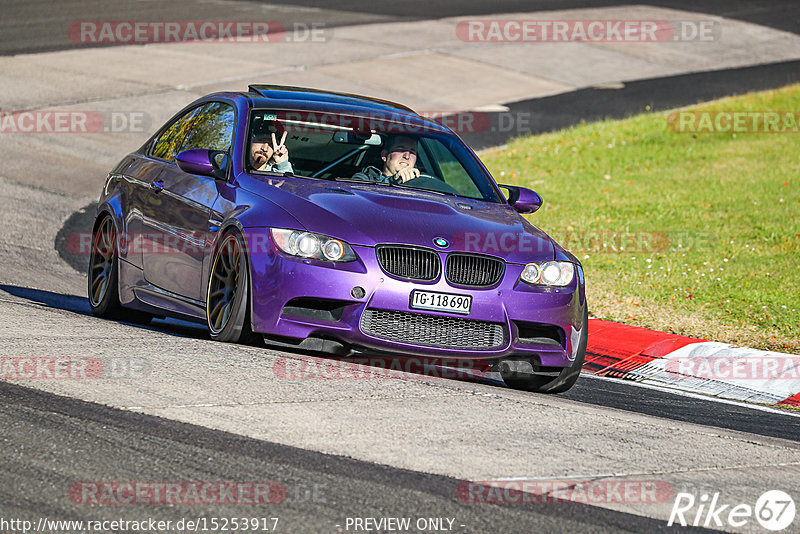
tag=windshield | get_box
[246,110,502,202]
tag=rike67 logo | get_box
[668,490,795,531]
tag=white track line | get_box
[582,373,800,419]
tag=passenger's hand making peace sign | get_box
[271,131,288,164]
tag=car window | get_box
[247,110,502,202]
[180,102,235,153]
[419,137,483,199]
[150,106,201,161]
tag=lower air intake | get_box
[360,309,506,350]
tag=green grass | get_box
[479,85,800,351]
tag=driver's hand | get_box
[393,167,420,183]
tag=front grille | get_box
[360,309,506,350]
[446,254,505,287]
[376,246,440,281]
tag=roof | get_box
[247,84,417,115]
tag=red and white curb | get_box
[584,319,800,407]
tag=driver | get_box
[249,118,293,174]
[353,135,420,184]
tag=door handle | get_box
[149,179,164,193]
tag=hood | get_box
[241,176,555,264]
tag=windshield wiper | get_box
[330,177,473,200]
[393,182,475,199]
[395,184,455,196]
[331,176,390,185]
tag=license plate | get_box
[410,290,472,315]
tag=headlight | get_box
[520,261,575,286]
[270,228,357,262]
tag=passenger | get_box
[249,121,293,174]
[353,135,420,184]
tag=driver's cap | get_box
[251,115,285,142]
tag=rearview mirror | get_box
[332,131,383,145]
[498,184,542,214]
[176,149,227,180]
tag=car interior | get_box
[246,113,489,199]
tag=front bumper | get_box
[246,233,587,367]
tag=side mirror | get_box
[176,149,227,180]
[498,184,542,214]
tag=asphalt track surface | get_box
[2,380,714,533]
[8,279,800,443]
[3,1,800,532]
[2,0,799,56]
[51,197,800,442]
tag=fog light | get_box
[351,286,366,299]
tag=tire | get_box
[87,214,152,325]
[501,306,588,393]
[206,230,258,344]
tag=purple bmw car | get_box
[88,85,587,393]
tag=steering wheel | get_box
[396,174,461,196]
